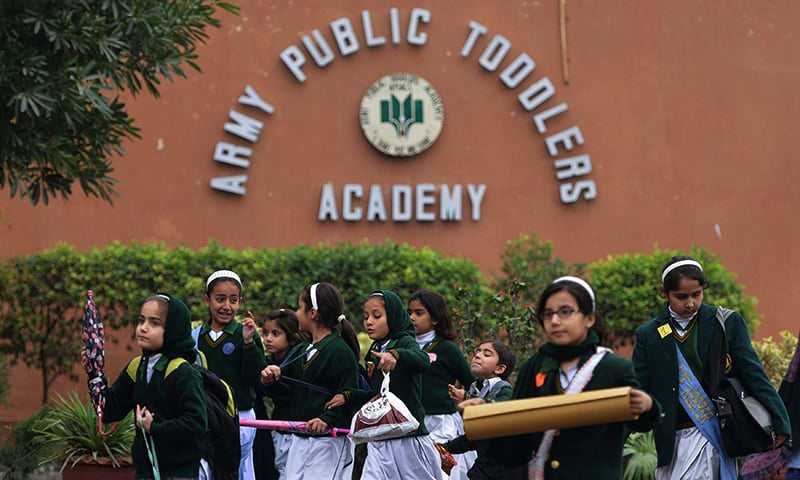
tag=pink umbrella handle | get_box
[96,408,118,437]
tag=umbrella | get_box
[81,289,116,436]
[239,418,350,438]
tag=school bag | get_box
[126,355,241,480]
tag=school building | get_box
[1,1,799,423]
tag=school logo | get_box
[359,72,445,157]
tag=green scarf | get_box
[538,330,600,362]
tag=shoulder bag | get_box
[709,306,776,457]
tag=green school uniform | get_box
[279,332,361,429]
[103,292,206,479]
[633,302,790,467]
[351,290,431,437]
[483,331,661,480]
[445,379,513,474]
[420,336,475,414]
[196,320,267,410]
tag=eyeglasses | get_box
[538,307,579,321]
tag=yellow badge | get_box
[658,324,673,338]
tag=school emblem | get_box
[359,72,445,157]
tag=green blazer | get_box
[632,302,790,466]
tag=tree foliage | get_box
[0,0,238,205]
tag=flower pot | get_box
[61,457,135,480]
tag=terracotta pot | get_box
[61,457,135,480]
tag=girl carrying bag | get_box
[350,371,420,444]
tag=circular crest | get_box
[359,72,444,157]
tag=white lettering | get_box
[390,8,401,44]
[518,77,556,111]
[366,185,387,221]
[479,35,511,71]
[302,30,335,67]
[362,10,386,47]
[279,45,306,83]
[466,184,487,221]
[318,184,338,221]
[416,184,436,221]
[554,154,592,180]
[213,142,251,168]
[545,126,584,157]
[407,8,431,46]
[238,85,275,115]
[392,185,413,221]
[440,184,462,221]
[331,18,359,56]
[560,180,597,203]
[499,53,535,88]
[315,184,486,222]
[210,175,247,195]
[461,21,488,57]
[533,102,568,134]
[343,184,363,221]
[224,111,263,143]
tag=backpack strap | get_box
[165,357,188,378]
[709,306,736,396]
[126,356,143,381]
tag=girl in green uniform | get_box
[260,282,362,480]
[408,289,476,479]
[103,293,207,479]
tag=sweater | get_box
[196,320,267,411]
[420,336,475,415]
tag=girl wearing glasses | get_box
[467,276,659,480]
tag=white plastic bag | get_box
[350,371,420,444]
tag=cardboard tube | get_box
[463,386,637,440]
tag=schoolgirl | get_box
[196,270,267,480]
[479,276,659,479]
[103,293,206,479]
[353,289,442,480]
[260,282,362,480]
[408,289,476,479]
[633,256,790,479]
[260,308,303,478]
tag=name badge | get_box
[657,324,673,339]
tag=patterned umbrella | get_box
[81,289,116,435]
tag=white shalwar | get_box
[239,408,257,480]
[284,435,353,480]
[361,435,442,480]
[655,427,723,480]
[424,413,476,480]
[271,431,292,477]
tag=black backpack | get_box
[127,355,241,480]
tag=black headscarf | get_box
[153,292,196,363]
[373,289,416,340]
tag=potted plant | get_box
[33,390,135,480]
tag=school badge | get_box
[359,72,444,157]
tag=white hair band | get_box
[310,283,320,310]
[206,270,242,291]
[553,276,596,312]
[661,260,703,283]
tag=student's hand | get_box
[306,417,329,435]
[629,388,654,415]
[457,397,485,412]
[448,384,465,404]
[260,365,281,385]
[242,311,257,344]
[325,394,346,410]
[774,434,789,448]
[370,350,397,372]
[136,404,154,433]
